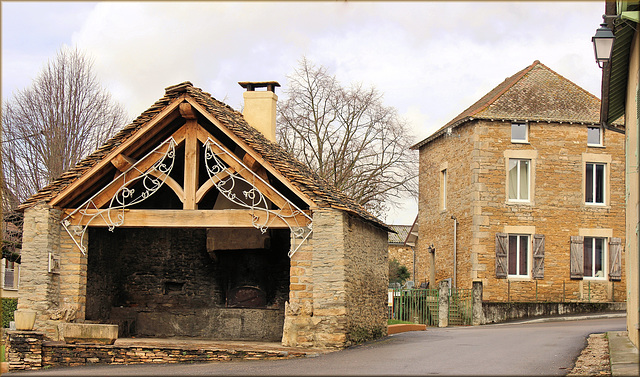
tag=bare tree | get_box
[277,58,417,217]
[1,46,127,208]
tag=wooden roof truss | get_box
[61,102,312,257]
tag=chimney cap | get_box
[239,81,281,93]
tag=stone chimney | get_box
[238,81,280,142]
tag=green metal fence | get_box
[389,287,473,327]
[448,288,473,326]
[389,288,439,326]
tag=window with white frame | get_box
[585,162,605,204]
[511,122,528,143]
[583,237,605,278]
[508,159,530,201]
[587,126,603,146]
[508,234,529,277]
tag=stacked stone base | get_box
[2,330,312,372]
[44,343,309,368]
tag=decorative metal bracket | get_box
[203,138,312,257]
[61,134,313,258]
[62,137,178,254]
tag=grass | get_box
[387,319,415,325]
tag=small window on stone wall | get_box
[163,281,185,295]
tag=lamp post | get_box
[592,17,615,68]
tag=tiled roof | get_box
[19,82,388,230]
[412,60,622,150]
[388,224,411,245]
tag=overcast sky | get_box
[1,1,607,225]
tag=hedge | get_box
[2,298,18,328]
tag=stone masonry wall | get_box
[344,214,388,344]
[417,120,626,302]
[85,227,289,341]
[388,245,415,283]
[19,204,63,340]
[282,209,387,348]
[416,124,475,289]
[474,120,625,301]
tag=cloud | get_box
[2,1,606,224]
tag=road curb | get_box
[608,331,639,376]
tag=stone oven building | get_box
[16,81,389,348]
[411,61,626,303]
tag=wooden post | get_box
[180,103,199,210]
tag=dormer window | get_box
[511,122,528,143]
[587,126,603,146]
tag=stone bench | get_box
[58,323,118,345]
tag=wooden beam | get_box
[195,126,291,211]
[184,96,315,208]
[195,171,230,204]
[50,97,185,207]
[242,153,269,182]
[183,108,199,209]
[111,153,185,203]
[63,209,311,228]
[88,141,176,209]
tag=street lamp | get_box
[592,17,615,68]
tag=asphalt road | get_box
[18,317,626,376]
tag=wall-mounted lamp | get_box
[428,244,435,253]
[592,15,615,68]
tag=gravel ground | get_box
[567,333,611,376]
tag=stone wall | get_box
[416,124,475,289]
[3,331,45,371]
[417,120,626,302]
[388,244,415,283]
[282,209,387,348]
[86,227,289,341]
[344,214,388,344]
[18,204,63,339]
[42,343,307,368]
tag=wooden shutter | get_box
[609,237,622,281]
[532,234,545,279]
[495,233,508,278]
[570,236,584,279]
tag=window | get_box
[587,126,602,146]
[508,234,529,276]
[2,259,19,290]
[440,169,447,210]
[585,162,605,204]
[508,159,530,201]
[570,234,621,280]
[583,237,605,278]
[511,122,528,143]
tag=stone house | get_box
[598,0,639,347]
[15,81,389,348]
[411,60,626,303]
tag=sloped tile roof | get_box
[19,82,388,230]
[412,60,622,149]
[387,224,411,245]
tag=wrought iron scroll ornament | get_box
[203,138,312,257]
[62,137,178,254]
[62,136,312,257]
